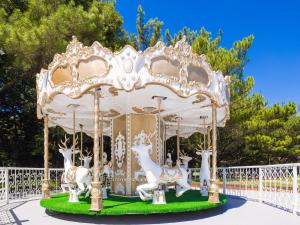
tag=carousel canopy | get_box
[36,36,230,138]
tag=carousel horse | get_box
[132,143,191,201]
[196,148,212,195]
[58,135,92,198]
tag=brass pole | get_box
[208,126,211,149]
[176,117,180,164]
[72,109,76,166]
[42,115,50,199]
[80,124,83,166]
[203,117,206,150]
[90,89,103,211]
[157,98,162,165]
[208,102,220,203]
[100,112,104,170]
[164,124,167,164]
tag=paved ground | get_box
[1,197,300,225]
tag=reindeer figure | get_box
[165,153,173,167]
[102,152,113,177]
[58,135,92,200]
[196,142,212,196]
[79,149,92,169]
[179,151,192,170]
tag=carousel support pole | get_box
[158,100,161,166]
[90,89,103,211]
[153,96,166,166]
[100,112,104,170]
[42,115,50,199]
[208,102,220,203]
[176,116,181,165]
[80,124,83,166]
[72,109,76,166]
[163,123,166,164]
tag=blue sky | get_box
[116,0,300,105]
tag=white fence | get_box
[190,163,300,215]
[0,164,299,215]
[0,167,64,206]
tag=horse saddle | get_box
[66,166,78,183]
[160,165,183,183]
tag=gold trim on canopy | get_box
[36,36,230,120]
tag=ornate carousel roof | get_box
[36,36,230,138]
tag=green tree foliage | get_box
[165,27,300,166]
[0,0,131,166]
[136,5,163,50]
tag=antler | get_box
[148,131,156,140]
[58,134,69,150]
[180,150,187,157]
[196,143,204,151]
[84,148,92,157]
[69,135,80,151]
[74,135,79,149]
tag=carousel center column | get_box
[208,102,220,203]
[42,115,50,199]
[90,89,103,211]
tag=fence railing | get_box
[216,163,300,215]
[0,164,299,215]
[0,167,64,205]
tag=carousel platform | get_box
[40,190,227,216]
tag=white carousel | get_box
[36,36,230,211]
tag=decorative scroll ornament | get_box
[114,132,126,175]
[37,36,228,106]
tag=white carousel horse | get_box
[132,144,191,201]
[58,135,92,198]
[196,149,212,195]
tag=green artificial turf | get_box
[40,190,227,215]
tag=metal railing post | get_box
[5,168,9,204]
[259,167,263,203]
[222,168,226,194]
[292,165,298,215]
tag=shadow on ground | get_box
[0,202,29,225]
[45,196,246,224]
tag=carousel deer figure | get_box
[165,153,173,167]
[196,142,212,196]
[58,135,92,201]
[132,143,191,201]
[180,151,192,170]
[79,149,92,169]
[102,152,113,177]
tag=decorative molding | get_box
[126,114,132,195]
[114,132,126,176]
[156,115,160,165]
[110,119,114,169]
[132,130,154,151]
[36,36,230,120]
[132,106,164,114]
